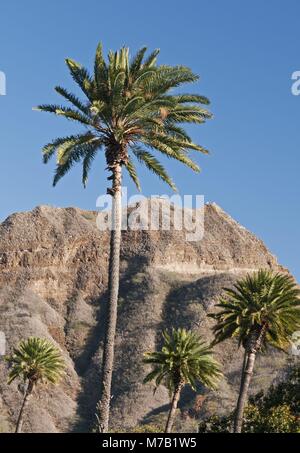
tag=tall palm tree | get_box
[210,270,300,433]
[143,328,221,433]
[36,43,212,432]
[7,337,65,433]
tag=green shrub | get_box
[199,364,300,433]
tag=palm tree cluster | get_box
[4,43,300,435]
[7,269,300,433]
[143,271,300,433]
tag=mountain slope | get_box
[0,200,290,432]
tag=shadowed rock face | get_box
[0,200,289,432]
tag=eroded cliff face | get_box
[0,200,289,432]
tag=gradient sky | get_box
[0,0,299,281]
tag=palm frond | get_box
[55,86,89,115]
[130,47,147,76]
[143,328,222,393]
[42,132,96,164]
[143,49,160,68]
[35,104,93,126]
[124,157,141,191]
[210,270,300,352]
[7,337,65,386]
[65,58,95,101]
[131,145,176,190]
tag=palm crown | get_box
[36,43,212,189]
[7,337,65,386]
[210,270,300,350]
[144,328,222,392]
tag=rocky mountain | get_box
[0,200,291,432]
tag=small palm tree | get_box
[36,43,212,432]
[143,328,222,433]
[209,270,300,433]
[7,337,65,433]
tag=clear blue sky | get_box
[0,0,299,281]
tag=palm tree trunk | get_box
[234,351,256,433]
[165,383,183,433]
[15,381,33,433]
[98,163,122,433]
[234,324,267,433]
[231,350,248,432]
[238,350,248,395]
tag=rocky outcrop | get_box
[0,200,290,432]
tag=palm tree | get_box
[7,337,65,433]
[36,43,212,432]
[209,270,300,433]
[143,328,222,433]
